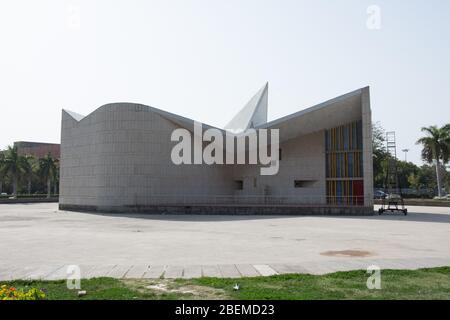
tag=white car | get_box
[433,195,450,200]
[386,194,402,200]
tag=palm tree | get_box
[52,164,59,195]
[39,153,58,198]
[0,146,28,198]
[416,125,450,197]
[23,155,36,195]
[0,152,4,194]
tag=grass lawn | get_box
[2,267,450,300]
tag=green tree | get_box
[39,153,58,198]
[444,169,450,193]
[52,165,59,195]
[0,151,5,193]
[406,165,440,198]
[396,160,419,189]
[22,155,37,195]
[418,164,437,190]
[0,146,28,198]
[408,173,420,192]
[416,125,450,197]
[372,122,389,188]
[0,151,4,194]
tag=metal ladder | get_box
[379,132,407,215]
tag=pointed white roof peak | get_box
[224,82,268,133]
[63,109,86,121]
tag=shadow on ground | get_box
[61,209,450,224]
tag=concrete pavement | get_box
[1,203,449,280]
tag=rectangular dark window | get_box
[235,180,243,190]
[294,180,316,188]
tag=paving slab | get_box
[218,265,241,278]
[201,265,221,277]
[3,259,450,281]
[0,268,16,281]
[182,265,202,279]
[124,265,150,279]
[164,265,184,279]
[320,260,370,273]
[85,265,116,278]
[0,266,21,281]
[253,264,278,276]
[349,259,378,270]
[236,264,260,277]
[78,265,97,279]
[25,265,64,280]
[143,265,166,279]
[372,259,411,270]
[107,265,132,278]
[9,266,40,280]
[269,263,309,274]
[300,262,339,275]
[45,265,70,280]
[413,257,450,268]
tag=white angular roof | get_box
[63,109,85,121]
[224,83,268,133]
[63,84,368,144]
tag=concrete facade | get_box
[60,85,373,214]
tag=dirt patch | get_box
[320,250,373,257]
[145,282,195,294]
[122,279,229,300]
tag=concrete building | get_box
[14,141,60,159]
[60,84,373,214]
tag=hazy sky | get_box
[1,0,449,164]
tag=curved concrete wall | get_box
[60,103,234,211]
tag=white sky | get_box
[1,0,449,164]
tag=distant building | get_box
[60,84,373,215]
[14,141,60,159]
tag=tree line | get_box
[0,146,58,198]
[373,123,450,198]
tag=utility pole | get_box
[401,149,409,162]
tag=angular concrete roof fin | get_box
[63,109,85,121]
[258,87,365,130]
[224,82,268,133]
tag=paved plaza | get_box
[1,203,449,280]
